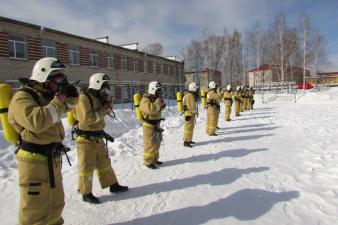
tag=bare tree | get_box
[142,43,163,56]
[201,28,225,81]
[181,39,204,71]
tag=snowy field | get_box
[1,88,338,225]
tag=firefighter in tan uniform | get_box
[8,57,78,225]
[233,86,241,116]
[139,81,166,169]
[74,73,128,204]
[223,85,233,121]
[249,87,255,109]
[183,82,199,147]
[206,81,222,136]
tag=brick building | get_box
[0,16,184,87]
[307,72,338,86]
[248,64,310,87]
[184,68,222,90]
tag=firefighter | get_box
[139,81,166,169]
[183,82,199,147]
[223,85,233,121]
[233,86,241,116]
[205,81,222,136]
[8,57,78,225]
[249,86,255,109]
[74,73,128,204]
[239,85,245,112]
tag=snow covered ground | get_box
[1,88,338,225]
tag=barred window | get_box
[9,34,27,59]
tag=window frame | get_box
[121,55,127,70]
[42,39,56,58]
[89,49,99,67]
[107,54,114,69]
[68,44,80,65]
[8,34,27,59]
[133,59,139,72]
[144,60,148,73]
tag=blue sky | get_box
[0,0,337,70]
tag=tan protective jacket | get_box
[206,89,222,107]
[183,92,197,117]
[8,85,77,144]
[74,92,107,131]
[139,93,163,121]
[223,91,232,106]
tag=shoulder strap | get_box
[18,87,41,106]
[83,92,94,110]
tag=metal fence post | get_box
[129,81,133,110]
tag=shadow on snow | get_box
[100,167,269,202]
[109,188,299,225]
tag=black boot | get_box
[216,126,220,129]
[110,183,129,194]
[189,141,196,144]
[154,161,163,165]
[209,133,217,136]
[83,193,100,204]
[145,163,158,169]
[184,142,193,147]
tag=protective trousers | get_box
[234,100,240,116]
[16,151,64,225]
[183,115,195,142]
[76,137,118,194]
[143,123,161,165]
[206,106,218,135]
[245,98,250,110]
[225,104,231,121]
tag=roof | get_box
[317,72,338,77]
[0,16,183,64]
[248,64,308,73]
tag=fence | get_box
[4,80,185,111]
[254,82,298,103]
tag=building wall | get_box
[0,17,184,85]
[184,69,222,91]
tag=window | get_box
[153,62,157,74]
[90,49,99,67]
[68,44,79,65]
[9,34,27,59]
[121,55,127,70]
[42,39,56,57]
[144,60,148,73]
[133,59,139,72]
[107,54,114,69]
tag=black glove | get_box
[66,85,79,97]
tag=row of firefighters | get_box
[0,57,255,225]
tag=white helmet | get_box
[236,86,241,91]
[30,57,65,82]
[148,81,163,95]
[226,85,231,91]
[209,81,216,89]
[89,73,110,90]
[188,82,198,92]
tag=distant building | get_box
[248,64,310,87]
[184,68,222,90]
[307,72,338,86]
[0,16,184,86]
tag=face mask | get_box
[99,87,111,98]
